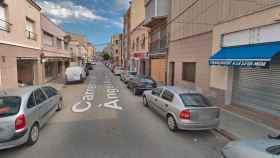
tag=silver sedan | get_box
[0,86,63,150]
[143,86,220,131]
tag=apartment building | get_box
[129,0,150,75]
[0,0,42,89]
[167,0,277,96]
[67,33,89,64]
[209,3,280,116]
[123,7,131,69]
[40,14,70,82]
[111,34,123,66]
[144,0,169,84]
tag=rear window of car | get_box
[0,96,21,117]
[179,94,212,107]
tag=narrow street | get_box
[0,63,228,158]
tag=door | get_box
[41,87,59,117]
[26,92,40,128]
[150,88,164,114]
[151,59,166,84]
[34,89,49,126]
[158,89,174,116]
[169,62,175,86]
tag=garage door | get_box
[232,63,280,114]
[151,59,166,83]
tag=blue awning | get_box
[209,42,280,67]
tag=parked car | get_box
[114,66,124,76]
[91,60,97,65]
[221,136,280,158]
[127,75,157,95]
[120,70,137,83]
[65,66,86,84]
[143,86,220,131]
[0,86,63,150]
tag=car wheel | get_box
[27,123,39,145]
[143,96,149,107]
[167,115,177,132]
[57,101,63,111]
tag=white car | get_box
[114,66,124,76]
[65,66,86,84]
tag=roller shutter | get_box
[232,63,280,114]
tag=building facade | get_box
[67,33,89,64]
[123,7,131,69]
[167,0,278,96]
[210,4,280,116]
[40,14,70,83]
[129,0,150,75]
[0,0,42,89]
[111,34,123,66]
[144,0,169,85]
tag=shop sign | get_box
[209,60,269,67]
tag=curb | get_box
[214,128,238,141]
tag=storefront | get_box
[209,7,280,116]
[17,59,36,86]
[132,52,149,76]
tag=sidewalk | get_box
[216,105,280,140]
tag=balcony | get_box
[145,0,169,27]
[25,30,37,41]
[0,18,11,32]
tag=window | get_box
[43,31,54,46]
[151,30,160,51]
[27,93,36,108]
[152,88,163,97]
[182,62,196,82]
[42,87,58,98]
[115,40,119,45]
[136,37,140,51]
[45,62,55,78]
[57,38,62,49]
[0,96,21,117]
[162,90,174,102]
[0,4,9,32]
[180,94,212,107]
[116,49,119,54]
[34,89,47,105]
[141,34,145,49]
[26,18,36,40]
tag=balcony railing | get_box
[0,18,11,32]
[25,30,37,41]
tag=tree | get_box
[102,53,111,61]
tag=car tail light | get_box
[15,114,26,130]
[179,110,191,120]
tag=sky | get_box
[36,0,130,51]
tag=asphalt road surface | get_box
[0,63,228,158]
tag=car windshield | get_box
[179,94,212,107]
[0,96,21,118]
